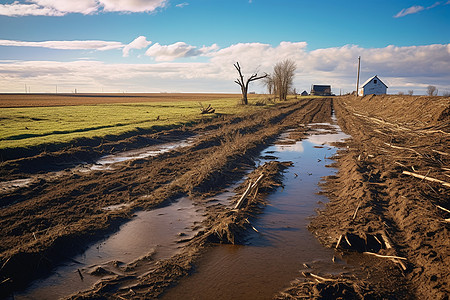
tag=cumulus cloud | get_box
[0,42,448,94]
[32,0,98,14]
[99,0,167,12]
[123,36,152,57]
[145,42,218,61]
[0,39,124,51]
[0,1,63,17]
[0,0,167,16]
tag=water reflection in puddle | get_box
[89,137,195,171]
[0,137,196,195]
[15,197,203,300]
[163,124,351,300]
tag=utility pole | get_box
[56,84,58,94]
[356,56,361,97]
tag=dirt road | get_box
[286,95,449,299]
[1,95,448,299]
[0,98,333,298]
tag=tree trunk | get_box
[234,62,267,105]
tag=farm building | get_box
[358,75,388,96]
[301,90,308,96]
[310,85,332,96]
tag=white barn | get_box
[358,75,388,96]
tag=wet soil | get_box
[304,95,449,299]
[162,123,354,300]
[1,95,448,299]
[0,98,333,298]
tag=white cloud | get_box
[394,5,424,18]
[0,1,63,17]
[427,1,442,9]
[394,1,445,18]
[176,2,188,8]
[32,0,98,14]
[99,0,167,12]
[0,39,124,51]
[145,42,218,61]
[0,0,167,16]
[0,42,448,95]
[123,36,152,57]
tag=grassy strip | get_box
[0,97,277,151]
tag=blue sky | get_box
[0,0,449,94]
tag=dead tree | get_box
[199,103,215,114]
[234,62,267,105]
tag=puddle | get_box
[88,137,195,171]
[12,121,352,299]
[15,196,204,300]
[163,123,351,300]
[0,178,33,193]
[0,137,196,195]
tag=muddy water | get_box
[14,123,350,299]
[0,137,195,195]
[87,137,195,171]
[163,124,351,300]
[15,197,204,300]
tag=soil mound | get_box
[309,95,449,299]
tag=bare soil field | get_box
[0,93,244,108]
[281,95,449,299]
[0,95,448,299]
[0,98,332,298]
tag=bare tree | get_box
[271,59,296,101]
[234,62,267,105]
[427,85,438,96]
[263,75,274,98]
[291,88,298,99]
[407,90,414,96]
[398,91,404,95]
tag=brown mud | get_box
[279,95,449,299]
[1,95,449,299]
[0,98,332,298]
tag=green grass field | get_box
[0,96,277,151]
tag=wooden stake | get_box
[352,200,362,220]
[436,205,450,214]
[335,234,343,249]
[402,171,450,188]
[384,143,422,156]
[234,182,253,210]
[234,173,265,210]
[381,232,393,249]
[344,233,352,247]
[373,235,382,247]
[432,149,449,156]
[363,252,407,260]
[302,272,336,282]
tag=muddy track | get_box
[307,95,449,299]
[0,98,333,297]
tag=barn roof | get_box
[312,85,331,91]
[361,75,388,88]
